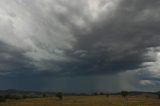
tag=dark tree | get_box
[0,96,6,102]
[157,92,160,99]
[93,92,98,96]
[56,92,63,100]
[100,92,104,95]
[121,91,128,98]
[23,95,27,99]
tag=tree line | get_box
[0,91,160,103]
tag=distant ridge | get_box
[0,89,159,96]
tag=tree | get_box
[93,92,98,96]
[56,92,63,100]
[100,92,104,95]
[23,95,27,99]
[121,91,128,98]
[42,93,46,98]
[157,92,160,99]
[121,91,129,106]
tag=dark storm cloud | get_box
[0,0,160,77]
[57,0,160,75]
[0,41,35,76]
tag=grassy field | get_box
[0,95,160,106]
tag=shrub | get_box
[4,94,11,100]
[56,92,63,100]
[42,93,46,98]
[158,94,160,99]
[0,96,6,102]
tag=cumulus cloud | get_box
[140,80,157,86]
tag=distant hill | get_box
[0,89,159,97]
[111,91,159,96]
[0,89,56,99]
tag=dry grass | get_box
[0,95,160,106]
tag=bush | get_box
[13,96,21,100]
[100,92,104,95]
[158,94,160,99]
[23,95,27,99]
[0,96,6,102]
[42,93,47,98]
[56,92,63,100]
[4,94,11,100]
[157,92,160,99]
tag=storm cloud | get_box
[0,0,160,92]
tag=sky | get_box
[0,0,160,93]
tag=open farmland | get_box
[0,96,160,106]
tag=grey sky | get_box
[0,0,160,92]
